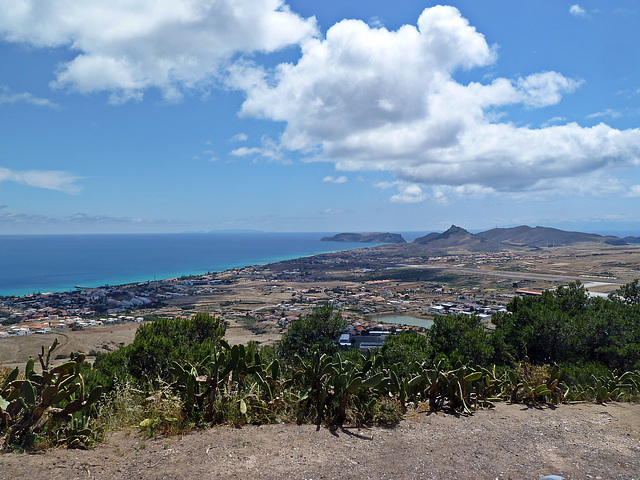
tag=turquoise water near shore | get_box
[0,233,369,297]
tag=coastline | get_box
[0,232,370,298]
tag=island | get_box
[321,232,406,243]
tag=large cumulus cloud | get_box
[235,6,640,201]
[0,0,317,102]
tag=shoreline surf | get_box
[0,232,371,297]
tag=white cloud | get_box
[570,5,586,17]
[373,181,397,190]
[229,137,286,163]
[63,212,165,225]
[235,6,640,201]
[230,147,262,157]
[390,184,426,204]
[0,167,82,194]
[0,86,58,108]
[587,109,621,119]
[323,208,346,214]
[322,175,347,184]
[230,133,248,142]
[626,185,640,197]
[515,72,582,108]
[0,205,50,225]
[541,116,567,127]
[0,0,317,102]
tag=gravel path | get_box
[1,402,638,480]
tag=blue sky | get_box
[2,0,640,235]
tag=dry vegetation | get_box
[0,402,638,480]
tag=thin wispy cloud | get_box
[0,167,82,194]
[322,175,347,184]
[0,205,173,228]
[230,133,248,142]
[626,185,640,197]
[0,86,58,108]
[229,137,287,163]
[587,109,622,119]
[323,208,347,215]
[541,116,567,127]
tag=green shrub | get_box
[92,313,226,391]
[278,304,346,360]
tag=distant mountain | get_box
[412,225,501,252]
[402,224,630,255]
[325,225,632,255]
[414,225,472,244]
[476,225,626,247]
[321,232,406,244]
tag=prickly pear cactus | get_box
[0,338,103,449]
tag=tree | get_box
[277,303,346,359]
[427,314,494,366]
[610,279,640,305]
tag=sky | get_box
[2,0,640,235]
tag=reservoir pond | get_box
[374,315,434,329]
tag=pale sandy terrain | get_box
[0,324,140,370]
[0,402,638,480]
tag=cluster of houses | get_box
[0,277,221,336]
[0,315,144,338]
[427,301,508,322]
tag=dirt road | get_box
[0,402,638,480]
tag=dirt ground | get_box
[0,324,140,370]
[0,402,638,480]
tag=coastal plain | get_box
[2,241,640,367]
[2,239,640,479]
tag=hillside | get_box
[1,403,637,480]
[402,224,632,254]
[411,225,504,252]
[321,232,406,243]
[477,225,627,247]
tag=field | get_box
[0,324,139,370]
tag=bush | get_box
[92,313,226,390]
[380,331,431,376]
[278,304,346,359]
[427,314,494,366]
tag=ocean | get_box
[0,232,370,297]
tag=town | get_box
[5,241,630,346]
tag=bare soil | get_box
[0,324,140,370]
[1,402,638,480]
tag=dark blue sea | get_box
[0,233,369,297]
